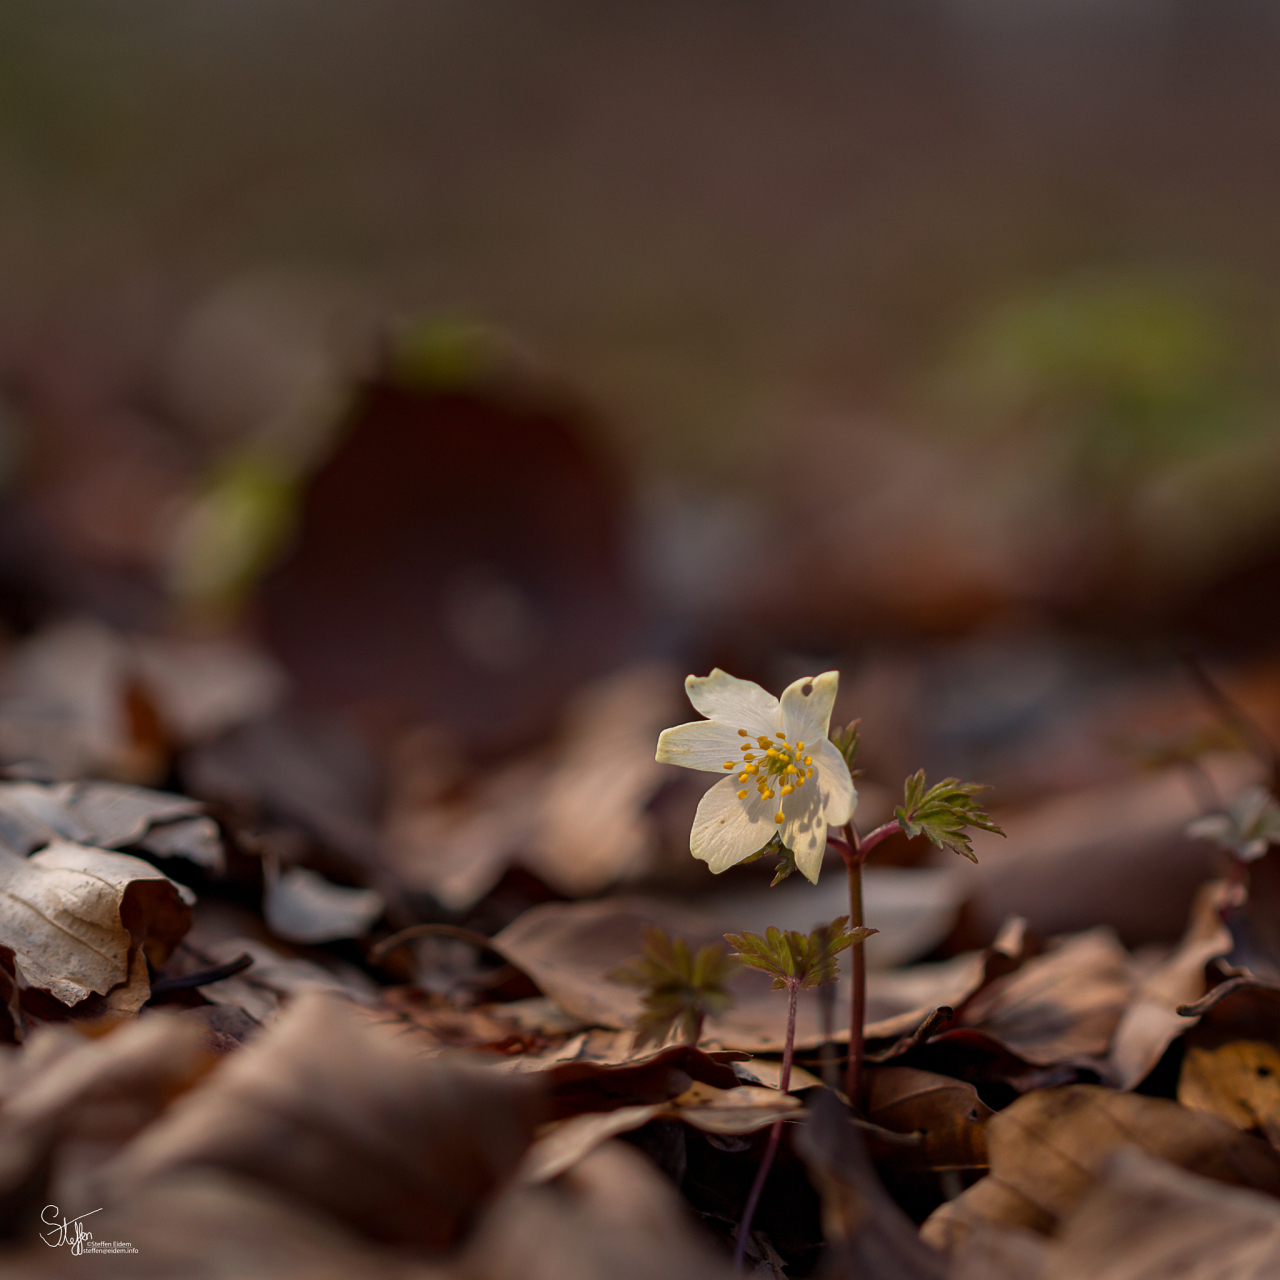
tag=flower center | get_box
[722,729,816,824]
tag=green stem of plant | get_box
[733,981,799,1271]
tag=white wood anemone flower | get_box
[655,669,856,884]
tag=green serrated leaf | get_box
[725,916,877,991]
[609,927,738,1048]
[895,769,1004,863]
[828,718,863,777]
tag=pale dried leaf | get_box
[263,863,384,943]
[1045,1147,1280,1280]
[0,840,192,1011]
[100,992,546,1250]
[921,1085,1280,1250]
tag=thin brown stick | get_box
[844,821,866,1108]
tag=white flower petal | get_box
[778,785,829,884]
[685,670,779,735]
[656,720,756,773]
[808,738,857,829]
[780,671,840,745]
[690,776,778,873]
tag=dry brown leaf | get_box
[518,1081,799,1184]
[99,991,546,1251]
[953,927,1132,1066]
[795,1089,949,1280]
[0,1013,216,1218]
[462,1140,735,1280]
[1179,1039,1280,1146]
[385,666,681,910]
[0,779,220,871]
[190,935,378,1025]
[0,840,192,1026]
[1109,880,1237,1089]
[492,897,1031,1054]
[920,1084,1280,1251]
[863,1066,993,1172]
[1044,1147,1280,1280]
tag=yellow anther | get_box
[742,751,754,760]
[764,789,775,800]
[796,741,804,751]
[738,729,749,737]
[806,768,814,778]
[804,755,813,765]
[738,772,749,782]
[757,737,771,747]
[766,748,779,758]
[776,732,787,740]
[774,811,785,824]
[737,789,749,800]
[780,784,794,795]
[747,764,759,775]
[723,762,735,769]
[784,765,798,776]
[795,775,805,787]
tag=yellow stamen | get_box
[804,755,813,765]
[738,772,749,782]
[776,732,787,740]
[737,789,749,799]
[774,811,785,824]
[780,784,794,795]
[806,768,814,778]
[723,762,735,769]
[784,764,798,774]
[796,741,804,751]
[766,748,779,758]
[738,729,749,737]
[742,751,754,760]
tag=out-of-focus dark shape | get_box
[256,338,636,751]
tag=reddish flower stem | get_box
[733,981,799,1271]
[831,818,899,1107]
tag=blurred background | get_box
[2,0,1280,956]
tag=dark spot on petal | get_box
[801,682,813,696]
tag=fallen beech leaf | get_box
[0,840,192,1022]
[263,862,384,943]
[1108,880,1236,1089]
[952,927,1132,1066]
[949,1223,1048,1280]
[519,1082,799,1184]
[1179,1038,1280,1146]
[795,1089,948,1279]
[920,1084,1280,1250]
[0,1014,215,1215]
[1045,1147,1280,1280]
[464,1140,734,1280]
[543,1042,743,1117]
[493,897,1031,1053]
[100,992,547,1250]
[863,1066,993,1172]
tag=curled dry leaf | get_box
[0,840,193,1026]
[518,1081,800,1184]
[1108,880,1236,1090]
[795,1089,949,1280]
[862,1066,993,1172]
[98,992,547,1251]
[463,1140,735,1280]
[920,1084,1280,1251]
[1175,982,1280,1145]
[1042,1147,1280,1280]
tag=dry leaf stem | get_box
[733,981,799,1271]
